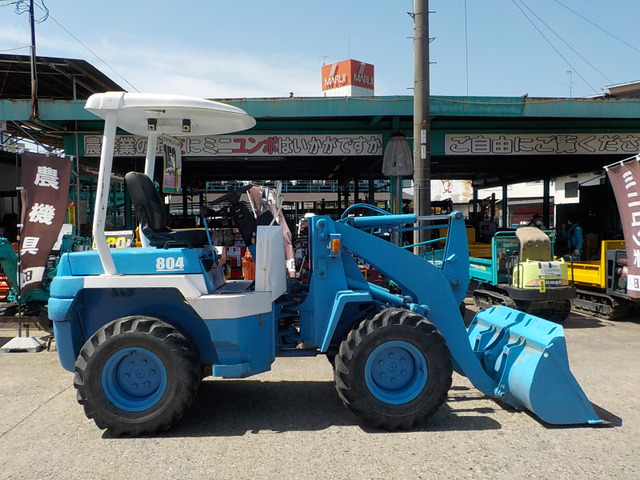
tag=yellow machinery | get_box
[469,227,575,322]
[569,240,636,319]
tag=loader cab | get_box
[84,92,256,276]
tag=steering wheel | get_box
[208,184,253,207]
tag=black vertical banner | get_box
[606,156,640,298]
[19,153,71,295]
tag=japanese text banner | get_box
[19,153,71,295]
[606,157,640,298]
[83,134,383,157]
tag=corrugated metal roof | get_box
[0,53,124,150]
[604,80,640,98]
[0,53,124,100]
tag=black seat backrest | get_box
[125,171,169,233]
[125,171,212,248]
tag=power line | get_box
[44,14,140,92]
[511,0,599,94]
[555,0,640,57]
[519,0,612,85]
[0,45,31,52]
[2,0,48,22]
[32,3,140,92]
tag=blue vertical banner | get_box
[605,155,640,298]
[19,153,71,295]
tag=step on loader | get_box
[48,92,605,436]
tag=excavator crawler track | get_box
[572,289,635,321]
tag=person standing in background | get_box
[526,213,546,229]
[562,216,583,260]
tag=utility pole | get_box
[29,0,39,119]
[413,0,430,251]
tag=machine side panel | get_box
[50,286,218,371]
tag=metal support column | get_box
[413,0,431,252]
[502,184,508,228]
[543,178,551,228]
[368,165,375,204]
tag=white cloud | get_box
[106,44,322,98]
[0,23,323,98]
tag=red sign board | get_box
[321,59,374,91]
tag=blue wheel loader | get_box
[48,92,605,436]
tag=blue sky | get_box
[1,0,639,99]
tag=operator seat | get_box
[516,226,551,262]
[125,171,211,248]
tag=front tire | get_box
[334,308,452,430]
[74,316,201,436]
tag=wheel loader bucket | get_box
[467,306,605,425]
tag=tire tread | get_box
[74,315,200,436]
[334,307,452,430]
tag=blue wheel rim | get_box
[102,347,168,412]
[364,340,428,405]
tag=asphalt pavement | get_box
[0,306,638,480]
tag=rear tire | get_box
[334,308,452,430]
[74,316,201,436]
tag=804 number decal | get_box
[155,256,185,272]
